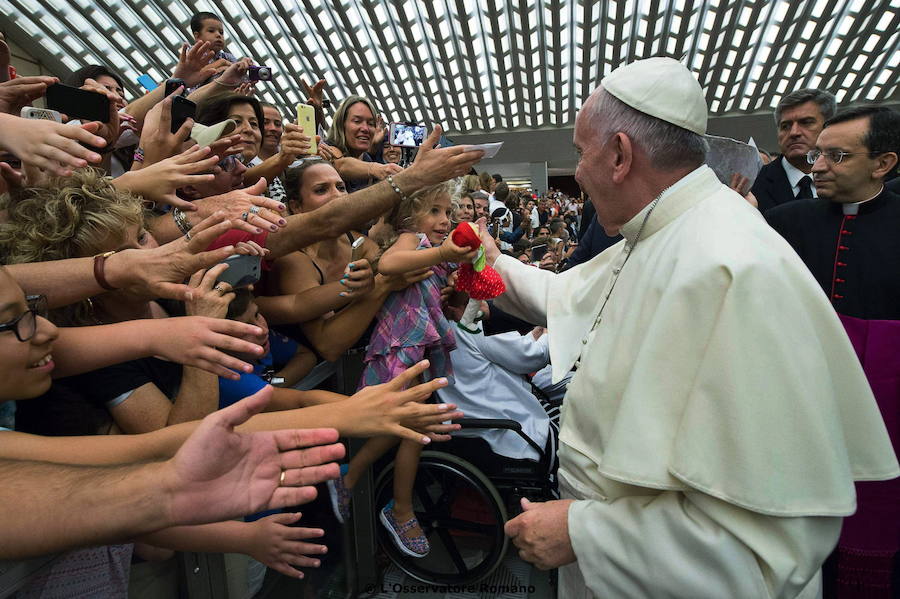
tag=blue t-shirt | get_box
[217,331,298,408]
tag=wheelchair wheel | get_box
[373,451,509,585]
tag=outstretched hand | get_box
[403,125,485,187]
[195,176,286,232]
[246,512,327,578]
[114,145,218,210]
[165,386,345,524]
[347,359,463,444]
[146,315,264,379]
[173,41,219,87]
[0,75,58,115]
[105,212,254,301]
[0,113,105,175]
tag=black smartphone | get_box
[164,78,186,97]
[530,244,548,263]
[170,95,196,134]
[45,83,110,123]
[215,254,261,289]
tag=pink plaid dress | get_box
[359,234,456,389]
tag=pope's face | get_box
[574,95,617,234]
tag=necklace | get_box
[574,189,668,368]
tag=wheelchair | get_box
[371,417,558,586]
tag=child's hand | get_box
[438,236,478,263]
[246,512,327,578]
[377,267,433,293]
[339,258,374,297]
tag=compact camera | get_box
[247,66,274,81]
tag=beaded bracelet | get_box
[385,175,409,204]
[172,208,193,235]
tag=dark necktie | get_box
[796,176,813,199]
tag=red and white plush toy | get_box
[450,222,506,300]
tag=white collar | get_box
[781,156,813,188]
[842,186,884,215]
[619,165,713,244]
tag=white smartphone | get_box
[20,106,62,122]
[295,103,317,154]
[350,236,366,262]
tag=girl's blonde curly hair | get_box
[0,168,147,325]
[377,181,449,250]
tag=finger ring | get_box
[213,283,227,294]
[249,205,261,215]
[241,211,250,221]
[279,470,286,486]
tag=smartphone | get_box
[136,74,158,91]
[45,83,110,123]
[215,254,262,289]
[350,236,366,262]
[247,66,274,81]
[295,103,318,154]
[530,244,548,262]
[388,122,427,148]
[170,95,196,134]
[164,78,186,97]
[20,106,62,122]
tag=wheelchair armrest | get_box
[453,418,547,461]
[454,418,522,431]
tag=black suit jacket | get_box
[751,157,797,213]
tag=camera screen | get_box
[390,123,426,148]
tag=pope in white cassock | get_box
[484,57,899,598]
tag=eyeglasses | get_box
[806,149,877,164]
[0,295,48,342]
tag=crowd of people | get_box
[0,9,897,599]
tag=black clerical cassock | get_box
[766,186,900,599]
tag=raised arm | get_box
[378,232,473,275]
[264,128,484,259]
[0,391,343,560]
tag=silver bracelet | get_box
[385,175,409,204]
[172,208,193,235]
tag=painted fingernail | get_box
[270,225,278,231]
[278,218,286,225]
[255,228,263,234]
[278,203,286,211]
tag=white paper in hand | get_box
[464,142,503,159]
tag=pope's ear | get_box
[611,132,633,184]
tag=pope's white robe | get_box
[494,166,899,598]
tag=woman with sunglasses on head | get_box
[259,157,432,363]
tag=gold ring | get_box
[279,470,286,486]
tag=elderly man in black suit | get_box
[752,89,836,212]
